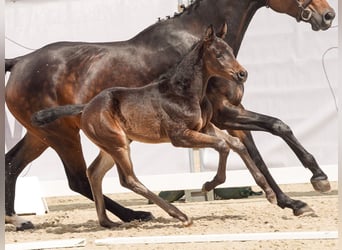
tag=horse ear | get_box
[217,22,228,39]
[204,25,215,43]
[204,25,215,40]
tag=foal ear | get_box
[217,22,228,39]
[204,25,215,43]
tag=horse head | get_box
[202,23,248,84]
[266,0,335,31]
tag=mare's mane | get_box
[158,0,204,22]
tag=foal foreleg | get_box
[213,127,277,205]
[200,124,230,192]
[202,149,229,192]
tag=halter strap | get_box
[300,0,313,9]
[296,0,313,22]
[263,0,313,22]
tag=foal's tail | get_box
[31,104,86,126]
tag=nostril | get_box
[324,11,335,21]
[237,70,248,81]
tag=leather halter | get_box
[296,0,313,22]
[263,0,313,22]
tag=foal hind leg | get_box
[5,132,48,230]
[86,150,119,228]
[49,134,153,223]
[110,147,192,226]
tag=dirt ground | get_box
[5,182,338,250]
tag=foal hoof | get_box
[266,190,277,205]
[311,178,331,193]
[100,220,121,228]
[16,221,35,231]
[182,218,193,227]
[137,211,155,222]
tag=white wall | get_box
[5,0,338,183]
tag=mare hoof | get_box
[16,221,35,231]
[311,178,331,193]
[136,211,155,222]
[126,211,154,222]
[293,205,315,217]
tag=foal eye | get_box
[216,53,223,59]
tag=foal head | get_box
[202,24,247,84]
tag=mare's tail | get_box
[5,57,24,72]
[31,104,85,126]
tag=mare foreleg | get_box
[212,105,316,215]
[214,106,330,193]
[230,129,314,216]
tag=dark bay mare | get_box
[5,0,335,230]
[32,25,278,227]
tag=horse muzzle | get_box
[301,8,335,31]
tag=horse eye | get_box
[216,53,223,58]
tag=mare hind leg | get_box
[5,132,48,230]
[230,130,314,216]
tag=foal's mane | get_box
[157,39,205,83]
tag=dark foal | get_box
[32,25,276,228]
